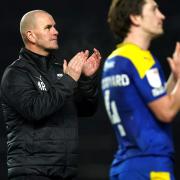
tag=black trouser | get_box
[9,175,76,180]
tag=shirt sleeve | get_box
[132,59,167,103]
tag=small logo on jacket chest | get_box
[57,73,63,79]
[35,75,47,91]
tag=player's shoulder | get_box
[108,43,156,78]
[108,43,141,59]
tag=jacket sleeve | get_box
[0,66,77,121]
[74,73,98,117]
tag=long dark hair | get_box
[108,0,146,39]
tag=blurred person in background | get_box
[101,0,180,179]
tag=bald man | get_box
[0,10,101,180]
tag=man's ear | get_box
[130,14,141,26]
[26,31,36,43]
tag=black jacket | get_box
[0,48,98,178]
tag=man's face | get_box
[139,0,165,38]
[32,13,59,52]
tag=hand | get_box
[82,48,101,77]
[63,51,88,81]
[167,42,180,80]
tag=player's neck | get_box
[123,32,151,51]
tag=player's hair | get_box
[108,0,146,39]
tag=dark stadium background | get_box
[0,0,180,179]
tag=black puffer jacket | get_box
[0,48,98,179]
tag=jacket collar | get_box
[19,48,56,72]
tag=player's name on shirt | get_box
[101,74,130,90]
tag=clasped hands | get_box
[168,42,180,80]
[63,48,101,81]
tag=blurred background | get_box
[0,0,180,179]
